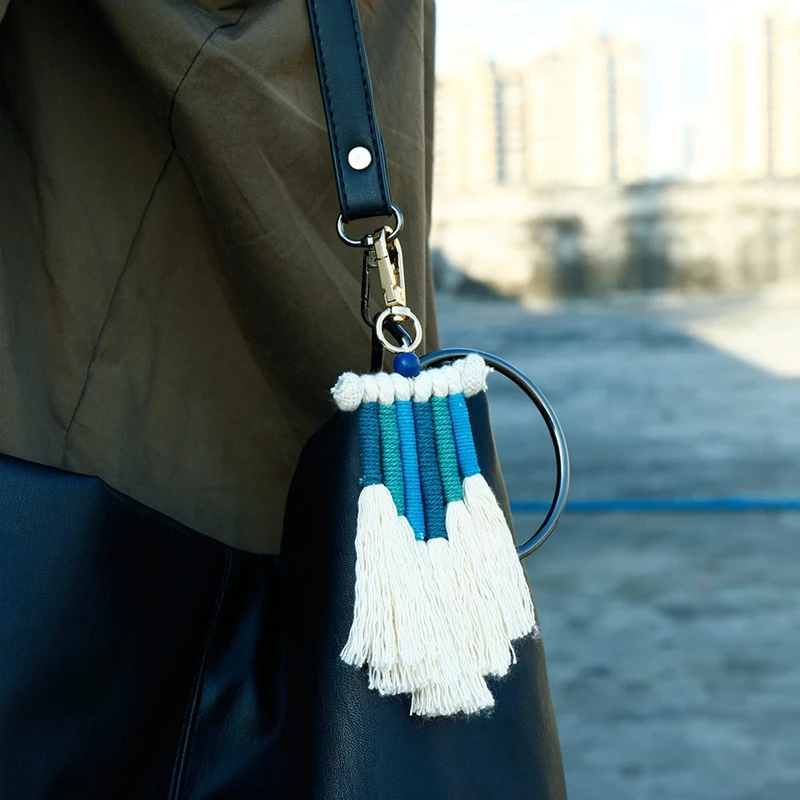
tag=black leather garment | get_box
[0,394,566,799]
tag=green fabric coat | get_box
[0,0,437,553]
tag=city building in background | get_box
[434,44,498,194]
[432,4,800,298]
[435,19,646,192]
[709,0,800,179]
[526,17,646,187]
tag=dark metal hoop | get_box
[420,349,570,560]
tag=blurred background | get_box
[432,1,800,797]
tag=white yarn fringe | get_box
[410,669,494,717]
[424,537,487,676]
[340,484,399,669]
[340,485,462,687]
[444,500,514,677]
[462,475,538,641]
[370,519,453,694]
[411,534,510,716]
[387,517,430,668]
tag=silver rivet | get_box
[348,146,372,170]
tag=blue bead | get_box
[394,352,421,377]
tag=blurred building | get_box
[432,5,800,298]
[434,47,498,193]
[710,0,800,179]
[434,21,646,194]
[495,64,527,186]
[525,18,646,187]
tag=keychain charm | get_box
[332,215,570,717]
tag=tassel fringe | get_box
[333,354,538,718]
[463,474,539,640]
[340,484,400,669]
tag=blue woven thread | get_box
[378,402,405,516]
[413,400,448,539]
[448,392,481,479]
[358,402,382,486]
[430,395,464,504]
[396,400,425,539]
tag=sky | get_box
[435,0,720,123]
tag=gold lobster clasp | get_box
[373,226,406,309]
[357,222,422,355]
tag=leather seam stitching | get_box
[308,0,351,218]
[347,0,389,212]
[168,546,234,800]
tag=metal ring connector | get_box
[374,307,422,354]
[337,204,404,247]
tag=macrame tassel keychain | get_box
[332,223,569,718]
[333,350,545,717]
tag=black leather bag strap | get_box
[305,0,394,224]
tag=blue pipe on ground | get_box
[511,497,800,514]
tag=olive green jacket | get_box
[0,0,437,553]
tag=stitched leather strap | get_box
[305,0,394,223]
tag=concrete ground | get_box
[437,291,800,800]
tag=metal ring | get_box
[420,349,570,559]
[375,307,422,354]
[336,204,404,247]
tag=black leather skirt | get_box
[0,395,566,799]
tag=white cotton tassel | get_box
[410,538,465,687]
[462,476,538,641]
[369,531,464,697]
[455,355,539,641]
[443,501,515,677]
[340,375,400,670]
[340,481,401,669]
[367,514,451,695]
[410,667,494,717]
[431,367,514,678]
[426,534,512,677]
[361,372,449,694]
[405,535,496,715]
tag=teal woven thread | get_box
[448,392,481,479]
[430,395,464,504]
[396,400,426,540]
[358,402,382,486]
[414,400,447,539]
[378,401,405,516]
